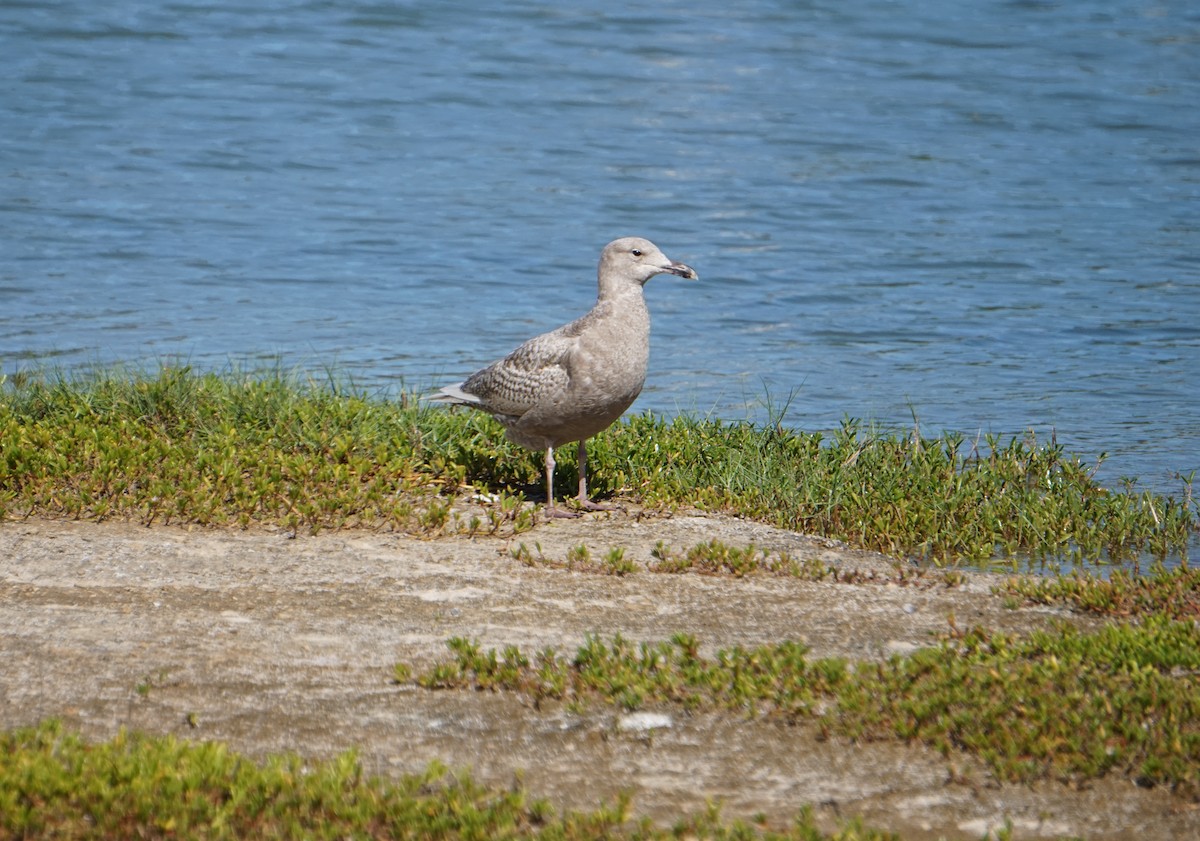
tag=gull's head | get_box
[600,237,698,288]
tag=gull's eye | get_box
[631,249,643,257]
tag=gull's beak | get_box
[664,261,698,280]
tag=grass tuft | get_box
[999,564,1200,620]
[0,367,535,536]
[1,367,1195,564]
[833,617,1200,792]
[650,539,821,578]
[0,720,899,840]
[407,614,1200,796]
[598,414,1196,566]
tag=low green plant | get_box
[647,540,965,589]
[510,543,638,576]
[0,366,534,536]
[509,541,546,566]
[651,539,835,579]
[133,669,172,698]
[409,620,1200,796]
[600,414,1196,566]
[0,720,901,840]
[602,547,637,576]
[999,564,1200,619]
[1,367,1194,564]
[484,489,535,534]
[833,618,1200,791]
[415,633,849,715]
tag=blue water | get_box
[2,1,1198,507]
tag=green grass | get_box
[0,366,532,536]
[508,542,639,576]
[0,720,899,841]
[0,366,1195,564]
[408,616,1200,797]
[999,563,1200,620]
[649,539,836,579]
[511,538,968,588]
[601,414,1196,566]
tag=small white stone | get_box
[885,640,921,657]
[616,712,673,733]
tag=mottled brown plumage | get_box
[431,237,697,516]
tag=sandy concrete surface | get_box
[1,511,1195,839]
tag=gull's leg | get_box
[576,439,613,511]
[577,439,589,503]
[545,445,579,519]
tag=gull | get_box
[431,237,697,516]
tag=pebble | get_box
[616,712,674,733]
